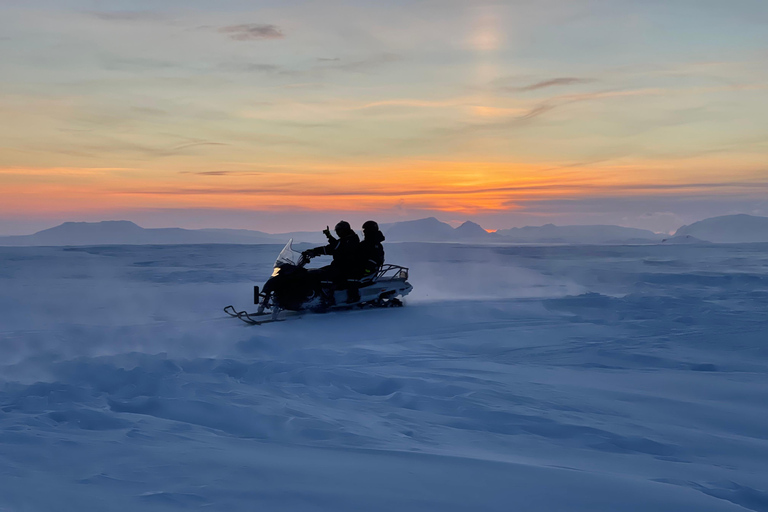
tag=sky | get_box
[1,0,767,235]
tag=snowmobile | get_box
[224,239,413,325]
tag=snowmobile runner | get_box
[224,239,413,325]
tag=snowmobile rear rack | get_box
[374,264,409,281]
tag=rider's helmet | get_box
[362,220,384,242]
[334,220,352,237]
[362,220,378,239]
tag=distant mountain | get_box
[495,224,663,244]
[674,214,768,243]
[380,219,659,244]
[453,221,494,240]
[0,217,675,246]
[382,217,456,242]
[0,221,283,246]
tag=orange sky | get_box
[1,1,768,234]
[3,155,767,218]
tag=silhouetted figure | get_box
[346,220,386,303]
[358,220,385,276]
[302,221,360,304]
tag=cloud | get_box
[130,107,169,117]
[220,53,401,79]
[99,57,177,71]
[219,63,283,74]
[89,11,168,23]
[220,24,284,41]
[170,142,229,152]
[521,103,556,120]
[119,180,768,199]
[179,171,264,176]
[510,77,593,92]
[329,53,401,73]
[423,86,668,142]
[357,99,463,110]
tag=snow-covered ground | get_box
[1,242,767,511]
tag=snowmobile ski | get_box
[223,305,302,325]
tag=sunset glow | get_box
[1,1,767,234]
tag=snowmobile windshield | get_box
[274,239,298,268]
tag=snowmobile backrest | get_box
[375,264,408,281]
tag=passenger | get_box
[358,220,385,277]
[302,221,360,304]
[346,220,386,304]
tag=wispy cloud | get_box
[170,141,229,152]
[220,24,284,41]
[329,53,401,73]
[520,104,556,120]
[117,180,768,199]
[130,107,169,117]
[434,87,668,137]
[357,98,463,110]
[510,77,593,92]
[180,170,264,177]
[89,11,167,23]
[221,53,401,78]
[220,63,283,74]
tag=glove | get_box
[302,248,321,258]
[322,225,333,241]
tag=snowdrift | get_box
[1,242,767,511]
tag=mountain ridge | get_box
[2,214,766,246]
[674,214,768,243]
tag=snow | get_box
[662,234,710,244]
[496,224,662,244]
[1,242,767,511]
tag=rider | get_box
[358,220,385,277]
[302,221,360,304]
[345,220,386,303]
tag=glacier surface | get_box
[1,242,767,511]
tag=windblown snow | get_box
[1,242,767,511]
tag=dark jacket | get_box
[315,232,360,271]
[358,230,385,276]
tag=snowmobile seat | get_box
[348,273,377,286]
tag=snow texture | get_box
[1,242,767,511]
[496,224,663,244]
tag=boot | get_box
[346,287,360,304]
[322,287,336,307]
